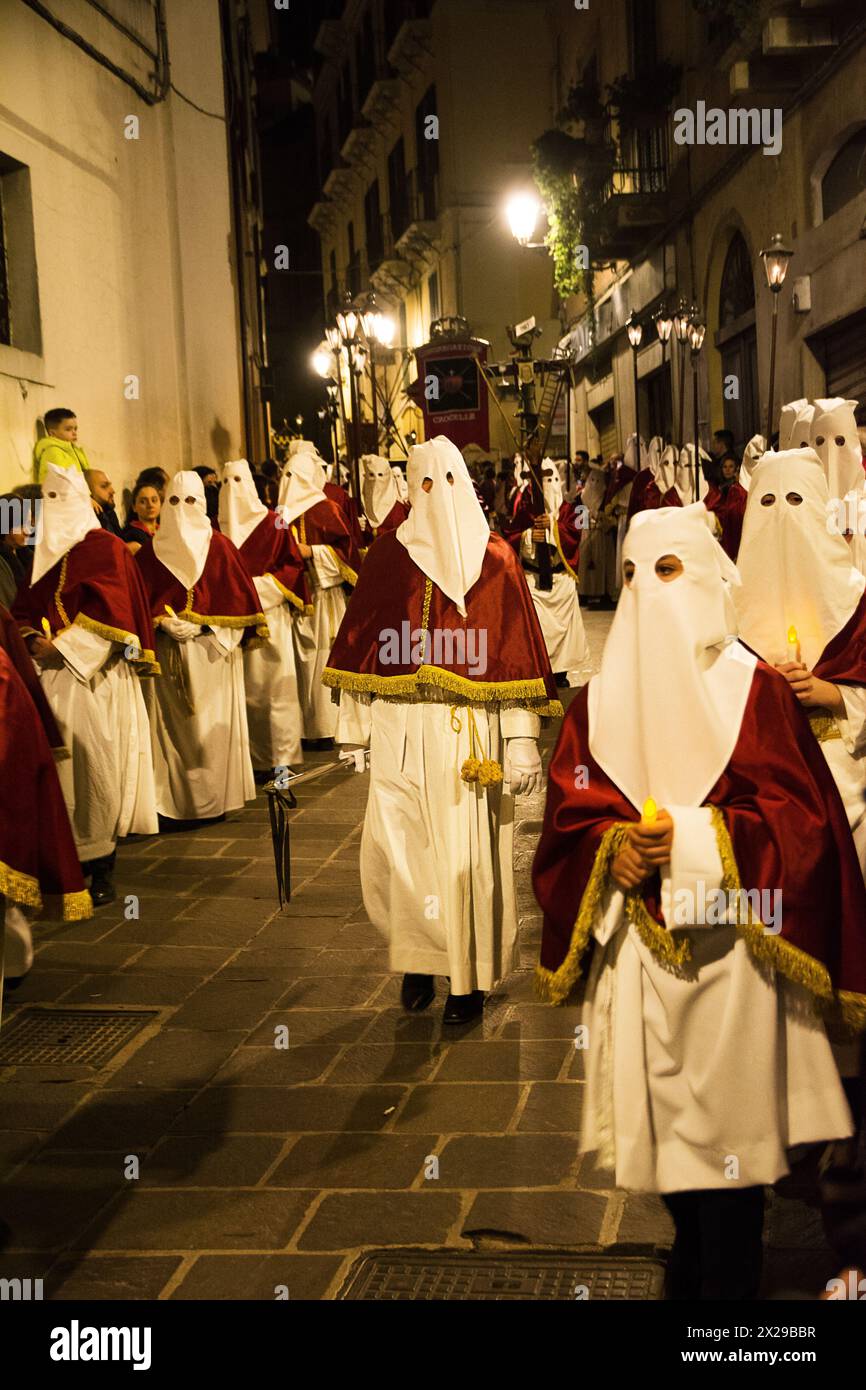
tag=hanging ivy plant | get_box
[532,132,614,300]
[557,75,605,128]
[690,0,756,37]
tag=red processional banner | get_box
[407,337,490,451]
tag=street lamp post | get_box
[334,300,364,501]
[672,299,692,450]
[688,315,707,502]
[626,309,643,459]
[759,233,794,446]
[653,303,673,442]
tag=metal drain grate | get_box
[0,1008,158,1068]
[339,1250,666,1300]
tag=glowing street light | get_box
[626,310,643,451]
[506,191,542,247]
[311,348,333,379]
[759,233,794,444]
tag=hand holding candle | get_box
[41,617,52,639]
[786,625,800,663]
[627,795,674,867]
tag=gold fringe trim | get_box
[40,889,94,922]
[174,606,270,638]
[0,860,42,909]
[535,824,628,1003]
[710,806,866,1031]
[809,714,841,743]
[54,552,71,628]
[322,664,563,717]
[71,613,160,673]
[629,893,692,971]
[327,546,358,587]
[263,573,310,613]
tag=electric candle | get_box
[642,797,658,825]
[786,625,800,662]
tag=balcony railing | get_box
[603,123,669,200]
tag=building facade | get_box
[543,0,866,461]
[0,0,272,497]
[308,0,562,460]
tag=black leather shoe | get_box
[443,990,485,1025]
[401,973,435,1012]
[90,873,117,908]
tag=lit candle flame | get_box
[787,625,798,646]
[642,797,657,825]
[165,605,177,619]
[41,617,51,638]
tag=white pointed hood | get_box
[646,436,663,485]
[734,447,865,668]
[361,454,399,528]
[810,398,863,502]
[392,465,409,502]
[277,452,328,527]
[581,462,608,513]
[740,433,767,494]
[286,439,319,459]
[789,402,815,450]
[540,456,563,514]
[674,444,710,503]
[778,399,808,452]
[218,458,267,549]
[153,470,212,590]
[624,433,647,473]
[656,443,678,495]
[396,436,490,617]
[589,503,753,812]
[31,463,101,585]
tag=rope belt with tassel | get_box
[450,706,503,788]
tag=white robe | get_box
[824,683,866,872]
[244,575,303,770]
[580,805,852,1193]
[41,627,157,859]
[338,693,538,994]
[292,543,347,740]
[145,626,255,819]
[519,529,588,683]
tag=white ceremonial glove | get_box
[505,737,543,796]
[161,616,201,643]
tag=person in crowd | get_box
[278,449,360,746]
[577,456,611,605]
[33,408,90,483]
[534,502,866,1300]
[194,465,221,525]
[122,479,162,553]
[218,459,309,775]
[0,495,32,606]
[134,466,170,500]
[85,468,123,538]
[12,466,158,906]
[326,436,559,1025]
[135,470,265,824]
[705,452,748,560]
[359,455,410,548]
[504,456,587,687]
[710,428,736,471]
[601,449,636,605]
[627,437,667,520]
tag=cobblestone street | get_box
[0,611,838,1300]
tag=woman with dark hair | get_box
[122,480,161,554]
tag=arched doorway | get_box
[715,232,760,452]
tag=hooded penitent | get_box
[533,501,866,1026]
[624,433,647,474]
[218,459,309,612]
[656,444,678,496]
[672,444,711,503]
[734,448,866,669]
[361,455,399,528]
[16,464,157,669]
[790,402,815,450]
[810,398,863,502]
[277,452,328,528]
[31,463,100,586]
[153,471,212,590]
[218,459,268,550]
[739,434,767,493]
[590,505,747,813]
[395,436,490,618]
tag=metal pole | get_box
[369,351,380,453]
[632,346,640,464]
[346,347,363,503]
[767,294,779,446]
[677,336,687,449]
[692,353,700,501]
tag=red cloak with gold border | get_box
[324,530,561,715]
[813,591,866,686]
[0,648,91,921]
[290,498,362,587]
[12,529,159,674]
[0,602,64,751]
[324,481,364,556]
[704,481,747,560]
[361,499,410,546]
[626,467,665,522]
[135,530,268,640]
[532,665,866,1029]
[235,511,311,613]
[503,492,580,579]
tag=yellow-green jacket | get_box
[34,435,90,483]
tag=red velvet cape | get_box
[135,530,267,640]
[361,499,410,543]
[236,511,310,612]
[324,482,364,557]
[0,648,90,920]
[626,467,665,522]
[13,530,159,673]
[0,602,63,750]
[813,590,866,685]
[705,481,747,560]
[533,666,866,1026]
[504,492,581,576]
[323,530,561,714]
[602,463,637,510]
[291,497,362,585]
